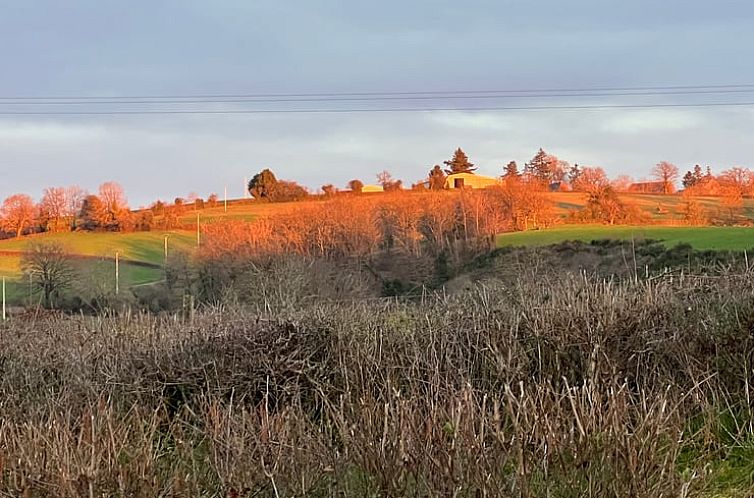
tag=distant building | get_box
[361,184,385,193]
[444,172,499,190]
[628,181,665,194]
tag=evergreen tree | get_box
[443,148,476,174]
[568,163,582,185]
[428,165,447,190]
[693,164,704,183]
[525,148,557,184]
[248,168,279,201]
[77,195,108,231]
[682,170,696,189]
[502,161,520,179]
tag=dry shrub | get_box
[200,188,554,262]
[1,269,754,495]
[194,189,556,302]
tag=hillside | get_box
[549,191,754,220]
[1,192,753,306]
[0,231,196,306]
[497,225,754,251]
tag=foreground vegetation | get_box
[2,254,754,496]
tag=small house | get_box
[445,172,499,190]
[361,184,385,193]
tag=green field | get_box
[0,230,196,264]
[1,196,753,306]
[170,200,298,225]
[548,192,754,220]
[0,231,196,306]
[1,262,163,306]
[497,225,754,251]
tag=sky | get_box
[2,0,754,206]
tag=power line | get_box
[2,83,754,100]
[2,88,754,105]
[2,101,754,115]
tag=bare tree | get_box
[65,186,86,228]
[1,193,36,237]
[652,162,679,194]
[611,175,634,193]
[376,170,394,187]
[721,184,744,224]
[39,187,68,232]
[719,167,754,197]
[21,241,75,308]
[97,182,130,229]
[99,181,128,218]
[572,166,610,193]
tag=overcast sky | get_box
[2,1,754,206]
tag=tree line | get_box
[4,147,754,239]
[0,182,227,239]
[247,147,754,203]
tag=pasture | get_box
[0,231,192,305]
[549,191,754,220]
[497,224,754,251]
[1,193,753,306]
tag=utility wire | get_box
[2,83,754,100]
[3,101,754,115]
[2,88,754,105]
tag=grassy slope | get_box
[1,194,752,294]
[549,192,754,220]
[0,231,193,305]
[1,263,162,305]
[0,230,195,264]
[497,225,754,251]
[173,200,300,225]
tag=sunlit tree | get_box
[572,167,609,193]
[502,161,520,180]
[38,187,69,232]
[652,161,679,194]
[248,169,279,200]
[443,148,476,174]
[77,195,108,231]
[1,193,36,237]
[428,165,447,190]
[347,179,364,193]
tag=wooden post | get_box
[115,251,120,295]
[2,276,5,321]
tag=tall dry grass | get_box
[1,268,754,496]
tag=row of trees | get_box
[202,183,556,264]
[0,182,133,238]
[0,181,233,239]
[298,148,754,199]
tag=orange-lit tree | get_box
[1,193,36,237]
[443,148,476,174]
[572,166,609,193]
[428,165,447,190]
[652,161,679,194]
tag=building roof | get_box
[445,172,497,181]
